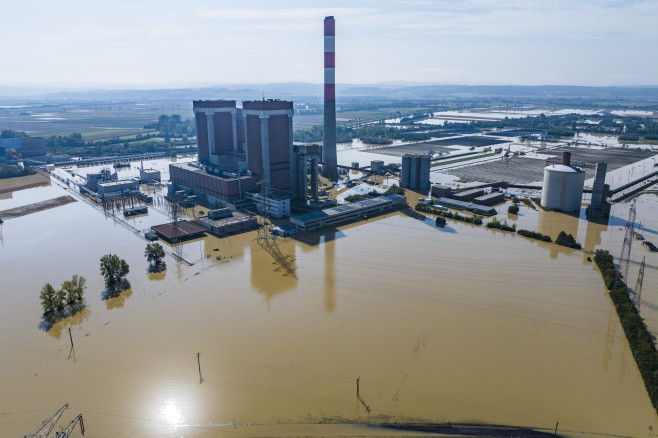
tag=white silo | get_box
[540,152,585,212]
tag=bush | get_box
[486,217,516,232]
[555,231,581,249]
[517,229,552,242]
[508,204,520,215]
[415,202,483,225]
[384,184,405,195]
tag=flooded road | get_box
[1,180,657,437]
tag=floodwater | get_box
[1,177,658,437]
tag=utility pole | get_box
[196,352,203,383]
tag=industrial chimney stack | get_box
[323,16,338,180]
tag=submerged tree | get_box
[144,243,166,272]
[40,283,60,315]
[62,275,87,304]
[100,254,130,292]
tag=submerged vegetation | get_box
[0,165,35,179]
[100,254,130,295]
[40,275,87,322]
[345,184,405,203]
[486,218,516,232]
[517,229,552,242]
[555,231,582,249]
[594,250,658,414]
[415,202,483,225]
[145,243,166,273]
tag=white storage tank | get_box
[540,164,585,212]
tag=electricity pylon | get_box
[635,256,646,310]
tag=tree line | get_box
[40,244,166,320]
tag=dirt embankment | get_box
[0,195,76,219]
[0,171,51,194]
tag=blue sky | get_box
[2,0,656,87]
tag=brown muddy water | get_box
[1,181,657,437]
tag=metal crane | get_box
[23,404,69,438]
[24,404,85,438]
[52,414,85,438]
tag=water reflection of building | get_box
[537,209,580,259]
[250,240,297,307]
[293,229,338,313]
[322,231,336,313]
[584,218,608,254]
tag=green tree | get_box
[508,204,519,214]
[40,283,59,315]
[62,275,87,303]
[61,280,75,305]
[100,254,130,292]
[145,243,166,271]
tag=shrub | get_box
[517,229,552,242]
[555,231,581,249]
[508,204,520,215]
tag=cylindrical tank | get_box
[540,164,585,212]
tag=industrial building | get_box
[400,154,430,191]
[193,100,244,168]
[452,188,485,202]
[586,162,611,219]
[171,99,318,214]
[196,209,257,237]
[139,168,161,183]
[97,179,139,195]
[370,160,385,174]
[244,192,290,218]
[322,16,338,180]
[169,162,258,204]
[472,191,505,206]
[541,152,585,212]
[434,197,497,216]
[151,220,206,242]
[85,169,118,192]
[290,194,406,231]
[243,100,294,193]
[431,185,453,198]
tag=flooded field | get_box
[1,178,658,437]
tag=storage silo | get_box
[540,163,586,212]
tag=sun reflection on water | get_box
[160,399,183,427]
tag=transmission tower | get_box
[255,180,297,278]
[168,195,183,259]
[615,200,636,289]
[635,256,646,310]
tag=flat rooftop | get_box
[446,147,658,185]
[292,194,405,224]
[197,211,255,227]
[151,220,205,241]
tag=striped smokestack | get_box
[323,16,338,180]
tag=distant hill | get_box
[1,83,658,101]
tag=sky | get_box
[1,0,657,88]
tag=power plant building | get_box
[586,162,611,219]
[540,152,585,212]
[400,155,430,191]
[171,99,318,213]
[243,100,294,194]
